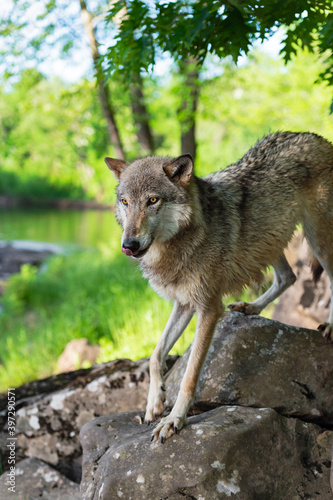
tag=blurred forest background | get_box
[0,0,332,390]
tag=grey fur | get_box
[105,131,333,442]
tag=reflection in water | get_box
[0,209,121,247]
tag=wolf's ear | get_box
[163,154,193,187]
[104,158,127,180]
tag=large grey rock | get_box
[0,358,151,482]
[0,457,80,500]
[166,313,333,427]
[80,408,333,500]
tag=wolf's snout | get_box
[122,238,141,256]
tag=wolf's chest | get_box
[140,239,207,307]
[141,258,197,306]
[148,274,197,307]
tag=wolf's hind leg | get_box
[313,270,333,341]
[303,216,333,342]
[307,246,333,342]
[228,254,296,315]
[144,301,194,425]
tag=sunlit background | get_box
[0,0,332,390]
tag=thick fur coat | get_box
[105,132,333,442]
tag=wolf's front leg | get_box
[145,302,194,425]
[152,300,223,443]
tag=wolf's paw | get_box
[151,411,186,443]
[228,301,259,315]
[144,384,166,426]
[317,322,333,342]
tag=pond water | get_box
[0,208,121,247]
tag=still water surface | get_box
[0,209,120,247]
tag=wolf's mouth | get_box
[132,246,150,258]
[122,242,152,259]
[134,239,155,258]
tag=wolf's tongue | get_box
[122,247,133,256]
[122,247,139,257]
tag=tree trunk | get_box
[110,3,154,155]
[178,60,200,162]
[129,74,154,154]
[79,0,125,160]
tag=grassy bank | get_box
[0,243,197,391]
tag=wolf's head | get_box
[105,155,194,258]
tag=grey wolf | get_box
[105,132,333,443]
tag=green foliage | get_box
[105,0,156,78]
[105,0,333,82]
[0,69,116,202]
[2,264,38,315]
[105,0,258,75]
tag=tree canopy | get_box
[104,0,333,85]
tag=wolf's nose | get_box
[122,238,140,254]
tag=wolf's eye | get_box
[148,197,159,206]
[121,198,128,206]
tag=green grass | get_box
[0,234,275,391]
[0,243,197,391]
